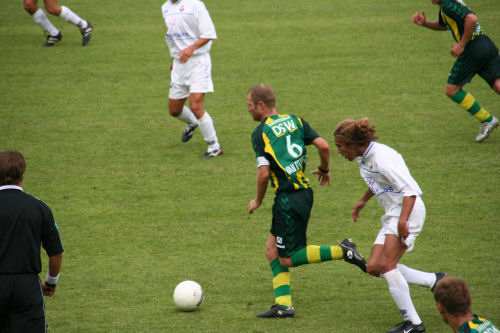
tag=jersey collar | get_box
[362,141,375,159]
[0,185,23,192]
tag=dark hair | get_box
[247,84,276,108]
[0,151,26,186]
[433,276,471,316]
[334,118,378,146]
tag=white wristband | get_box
[46,273,60,285]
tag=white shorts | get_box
[373,197,426,252]
[169,53,214,100]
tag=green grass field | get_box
[1,0,499,331]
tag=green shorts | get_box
[271,188,313,258]
[448,35,500,87]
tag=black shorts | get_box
[0,274,45,333]
[271,188,313,258]
[448,35,500,87]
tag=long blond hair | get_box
[334,118,378,145]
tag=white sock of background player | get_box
[32,9,59,36]
[198,112,219,150]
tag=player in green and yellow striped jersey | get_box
[413,0,500,142]
[246,84,366,318]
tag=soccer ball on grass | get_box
[173,280,204,311]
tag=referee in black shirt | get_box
[0,151,64,333]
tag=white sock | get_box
[32,9,59,36]
[397,264,436,288]
[176,106,198,126]
[198,112,219,149]
[59,6,86,28]
[384,268,422,325]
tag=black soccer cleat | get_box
[431,272,447,292]
[256,304,295,318]
[387,321,425,333]
[339,238,366,272]
[80,21,93,46]
[43,32,62,47]
[181,123,197,142]
[201,147,223,158]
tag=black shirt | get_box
[0,186,64,274]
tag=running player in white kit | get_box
[161,0,222,158]
[334,118,446,333]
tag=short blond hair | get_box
[247,84,276,108]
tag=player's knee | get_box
[445,88,455,98]
[189,102,204,118]
[366,263,381,277]
[264,246,276,261]
[168,105,183,117]
[24,2,37,14]
[445,84,462,98]
[279,257,292,268]
[379,262,398,275]
[45,4,61,16]
[169,109,180,117]
[493,80,500,94]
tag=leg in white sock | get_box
[198,112,219,149]
[32,8,59,36]
[384,268,422,325]
[176,106,198,126]
[397,263,436,288]
[59,6,87,28]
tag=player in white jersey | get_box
[334,118,446,333]
[161,0,222,158]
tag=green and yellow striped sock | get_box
[270,258,292,307]
[290,245,343,267]
[451,89,493,122]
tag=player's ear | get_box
[436,302,445,315]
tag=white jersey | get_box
[162,0,217,59]
[357,142,423,217]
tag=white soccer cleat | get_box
[475,116,499,142]
[201,146,223,158]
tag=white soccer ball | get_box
[173,280,204,311]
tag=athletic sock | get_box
[384,268,422,325]
[451,89,493,122]
[290,245,343,267]
[198,112,220,149]
[59,6,86,28]
[176,106,198,126]
[32,9,59,36]
[270,258,292,307]
[397,264,436,288]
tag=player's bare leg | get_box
[43,0,62,15]
[493,78,500,94]
[169,98,187,117]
